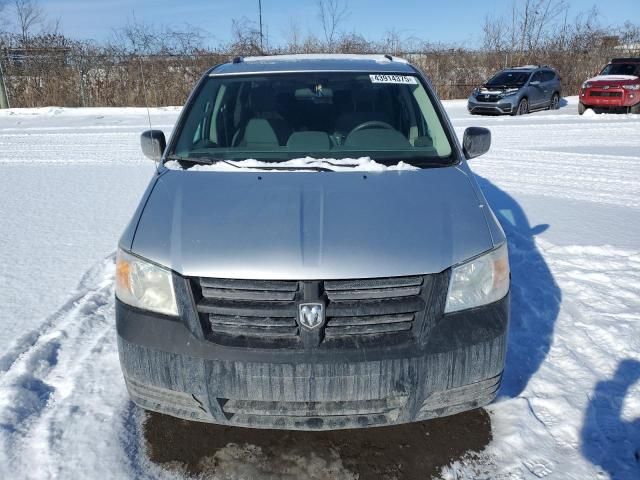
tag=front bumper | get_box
[467,97,515,115]
[581,88,639,108]
[116,290,509,430]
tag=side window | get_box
[542,71,555,82]
[410,85,451,157]
[531,72,544,83]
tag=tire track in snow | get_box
[0,255,146,479]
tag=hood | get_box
[585,74,639,85]
[131,167,494,280]
[480,84,521,93]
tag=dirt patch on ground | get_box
[144,408,491,479]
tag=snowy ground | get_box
[0,98,638,479]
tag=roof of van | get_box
[209,54,416,76]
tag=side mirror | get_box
[530,80,541,86]
[141,130,166,161]
[463,127,491,160]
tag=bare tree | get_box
[482,0,571,53]
[283,17,303,53]
[0,1,9,36]
[13,0,46,42]
[316,0,349,49]
[229,17,263,55]
[482,15,508,51]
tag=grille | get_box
[219,395,407,417]
[477,94,500,102]
[194,274,435,347]
[590,91,622,97]
[217,395,408,428]
[324,276,424,338]
[197,278,300,342]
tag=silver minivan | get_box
[115,54,510,430]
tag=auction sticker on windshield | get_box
[369,74,418,84]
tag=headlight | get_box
[116,249,178,316]
[444,243,510,313]
[622,84,640,91]
[500,89,519,98]
[582,82,592,89]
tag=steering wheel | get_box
[345,120,395,140]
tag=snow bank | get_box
[164,156,420,172]
[0,106,181,118]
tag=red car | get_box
[579,57,640,115]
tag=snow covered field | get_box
[0,98,638,479]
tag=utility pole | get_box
[0,56,9,109]
[258,0,264,52]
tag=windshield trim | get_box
[165,69,460,169]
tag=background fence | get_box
[2,46,637,108]
[1,0,639,109]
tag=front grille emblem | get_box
[298,303,324,330]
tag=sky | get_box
[21,0,640,47]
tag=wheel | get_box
[630,102,640,114]
[516,98,529,115]
[549,93,560,110]
[578,102,586,115]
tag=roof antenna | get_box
[138,53,160,172]
[384,54,393,61]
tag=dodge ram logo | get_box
[298,303,324,329]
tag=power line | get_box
[258,0,263,52]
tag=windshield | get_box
[170,72,453,166]
[600,63,640,76]
[485,71,531,88]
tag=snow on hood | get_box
[586,74,639,82]
[164,156,420,172]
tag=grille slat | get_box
[202,287,297,301]
[326,286,421,300]
[326,297,425,318]
[210,315,297,328]
[324,276,423,291]
[198,299,297,318]
[210,323,298,338]
[325,321,412,337]
[200,278,298,292]
[326,313,414,327]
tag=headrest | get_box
[243,118,279,146]
[286,131,331,151]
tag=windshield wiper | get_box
[165,154,213,165]
[165,154,242,169]
[245,165,335,172]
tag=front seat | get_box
[235,85,292,147]
[236,118,280,149]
